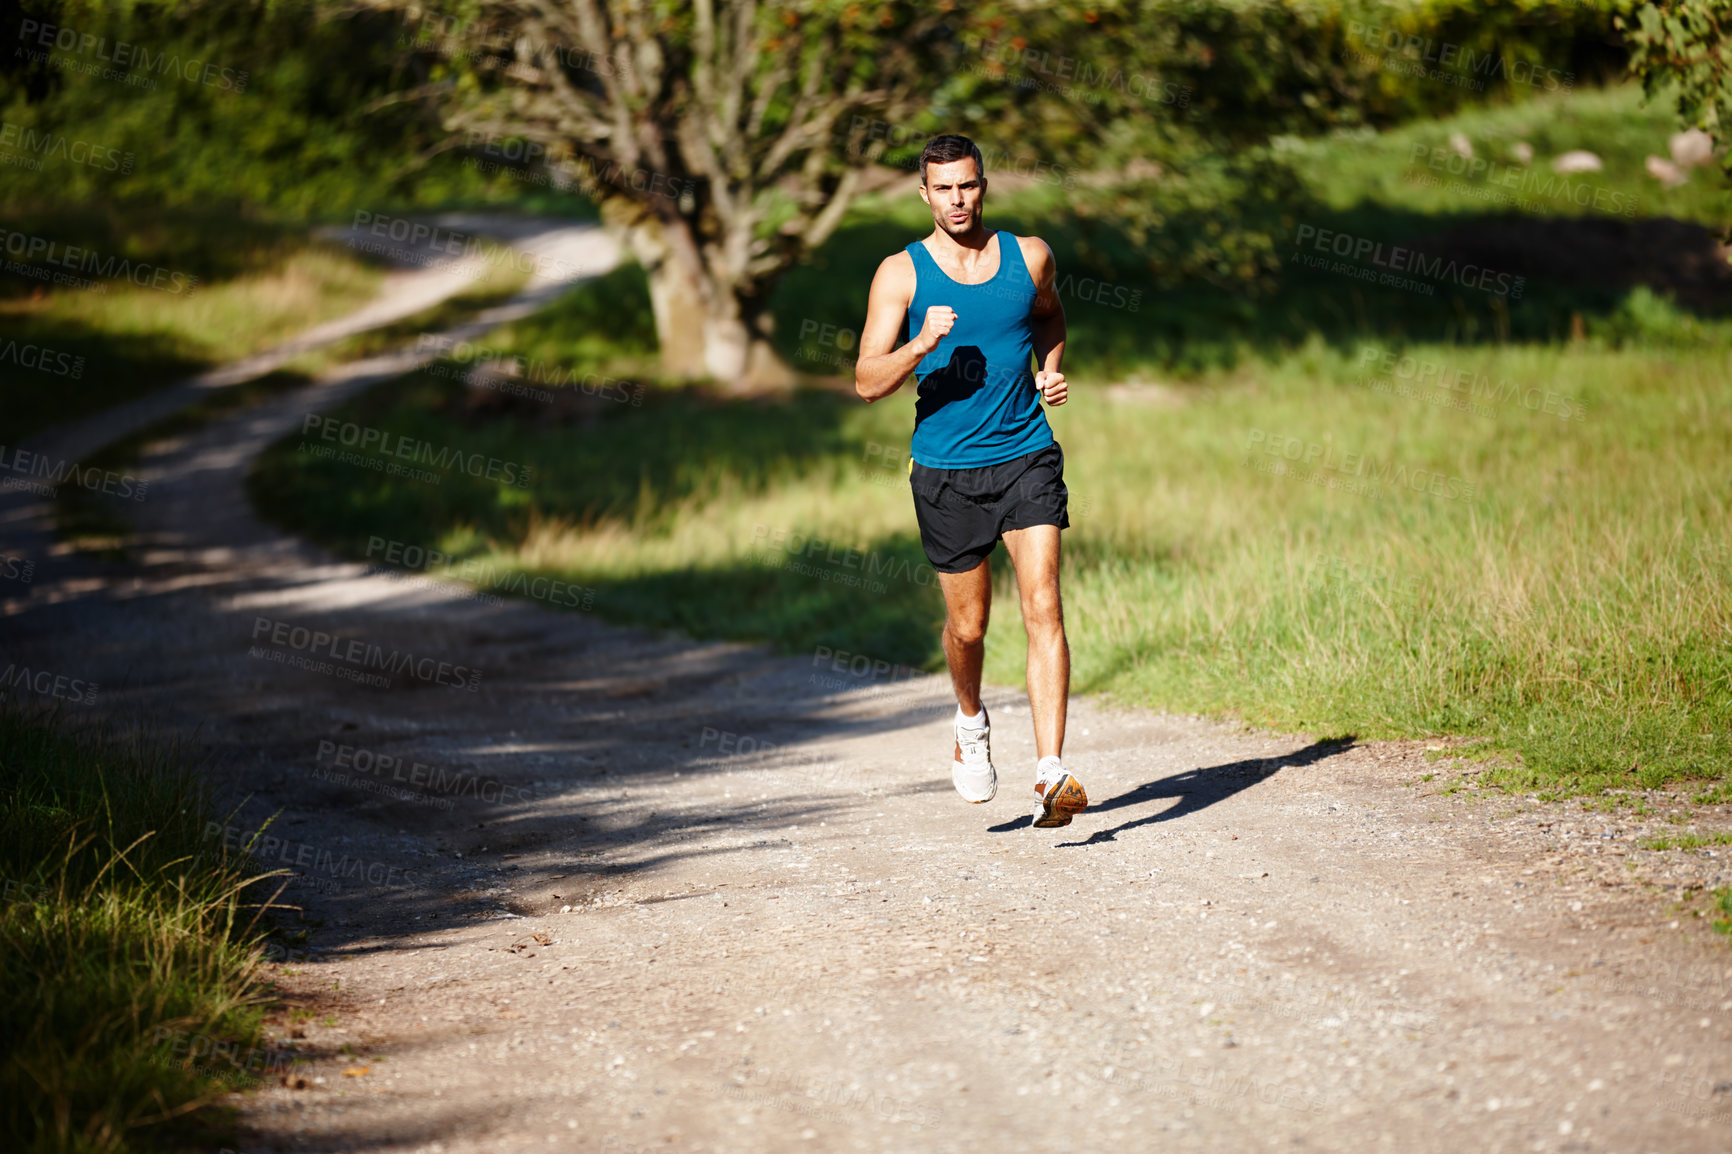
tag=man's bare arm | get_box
[855,253,952,403]
[1024,236,1068,406]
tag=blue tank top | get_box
[905,231,1054,469]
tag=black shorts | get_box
[909,443,1069,574]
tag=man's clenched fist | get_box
[1036,369,1068,406]
[919,306,956,349]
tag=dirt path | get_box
[2,220,1730,1154]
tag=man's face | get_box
[919,157,985,237]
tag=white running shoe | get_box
[1033,769,1088,828]
[951,709,996,803]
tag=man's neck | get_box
[927,224,994,254]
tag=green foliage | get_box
[0,0,1637,326]
[1070,146,1308,290]
[963,0,1627,144]
[0,0,1634,237]
[1624,0,1732,178]
[916,0,1624,164]
[0,707,274,1153]
[0,0,541,217]
[926,1,1629,293]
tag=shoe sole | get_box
[1032,773,1088,827]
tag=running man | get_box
[853,133,1086,829]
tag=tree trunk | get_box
[603,201,794,393]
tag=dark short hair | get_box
[918,134,984,185]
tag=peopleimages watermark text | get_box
[0,227,198,295]
[315,739,532,807]
[0,444,148,501]
[1292,223,1523,298]
[15,17,250,92]
[364,536,596,609]
[1243,427,1476,502]
[202,822,422,890]
[299,414,533,488]
[0,120,133,173]
[1356,345,1585,421]
[249,615,483,692]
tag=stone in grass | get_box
[1670,128,1714,170]
[1646,155,1688,190]
[1449,132,1473,160]
[1510,141,1534,165]
[1551,150,1602,174]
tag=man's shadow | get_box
[913,345,989,427]
[988,737,1355,844]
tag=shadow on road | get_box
[984,737,1356,844]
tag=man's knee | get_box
[1023,587,1064,634]
[945,614,988,647]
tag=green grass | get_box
[1281,83,1732,227]
[1715,889,1732,936]
[1640,832,1732,852]
[1694,783,1732,807]
[0,205,383,441]
[436,262,661,382]
[51,248,535,564]
[0,707,279,1153]
[275,241,536,376]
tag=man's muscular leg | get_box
[936,559,992,715]
[1001,524,1068,761]
[938,558,998,803]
